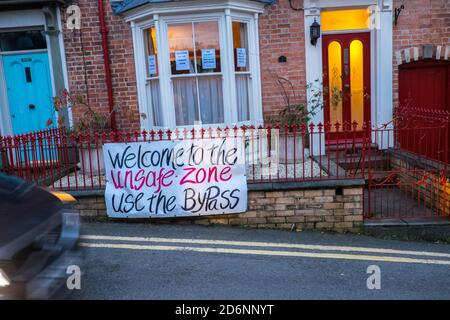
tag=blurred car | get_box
[0,173,80,300]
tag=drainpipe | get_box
[98,0,117,131]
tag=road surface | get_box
[72,222,450,300]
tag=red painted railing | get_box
[0,117,448,193]
[394,107,450,164]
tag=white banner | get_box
[103,138,247,218]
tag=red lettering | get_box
[110,170,123,189]
[134,169,146,190]
[180,166,233,185]
[219,166,232,182]
[180,167,196,185]
[110,168,175,192]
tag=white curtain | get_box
[147,80,163,126]
[173,76,223,125]
[236,74,250,121]
[173,77,199,126]
[198,76,223,124]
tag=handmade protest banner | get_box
[103,138,247,218]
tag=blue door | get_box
[2,52,55,135]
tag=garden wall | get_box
[71,180,365,233]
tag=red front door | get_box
[322,32,371,142]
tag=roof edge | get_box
[111,0,276,15]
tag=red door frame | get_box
[322,32,371,143]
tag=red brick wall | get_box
[60,1,449,130]
[61,1,139,132]
[258,1,307,122]
[392,0,450,103]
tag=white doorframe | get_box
[56,5,73,127]
[304,0,393,155]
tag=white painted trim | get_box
[304,6,324,156]
[312,0,378,8]
[375,3,393,148]
[158,15,176,128]
[56,5,73,128]
[45,33,57,98]
[131,21,151,130]
[0,9,45,29]
[0,57,12,136]
[252,12,263,125]
[123,0,265,23]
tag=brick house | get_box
[0,0,449,143]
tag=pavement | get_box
[71,222,450,300]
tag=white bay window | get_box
[128,1,264,130]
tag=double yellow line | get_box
[79,235,450,266]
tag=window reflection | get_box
[168,23,195,75]
[232,21,249,72]
[144,26,158,77]
[194,22,221,73]
[0,30,47,52]
[168,21,223,125]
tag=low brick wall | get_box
[71,180,364,233]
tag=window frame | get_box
[162,14,228,128]
[131,7,263,131]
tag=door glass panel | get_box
[0,30,47,52]
[144,26,163,126]
[194,22,221,73]
[321,9,370,32]
[232,21,249,72]
[328,41,343,127]
[168,23,195,75]
[350,40,364,129]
